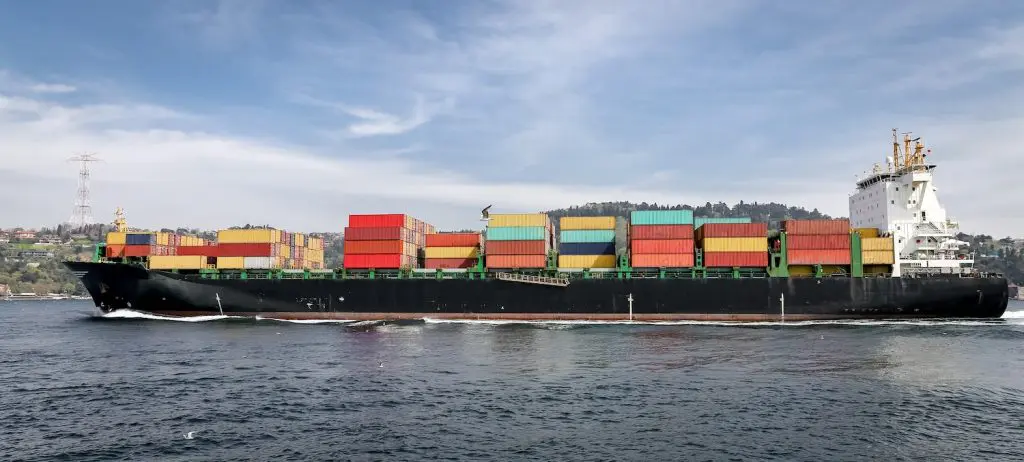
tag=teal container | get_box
[559,230,616,244]
[630,210,694,225]
[486,226,547,241]
[694,216,752,229]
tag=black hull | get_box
[65,262,1009,322]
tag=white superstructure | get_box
[848,129,974,277]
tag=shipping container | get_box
[343,226,410,241]
[125,233,153,245]
[631,253,694,268]
[216,243,276,257]
[149,255,205,270]
[695,223,768,239]
[485,254,546,269]
[106,232,126,245]
[558,255,616,268]
[424,246,479,259]
[348,214,407,228]
[854,228,880,238]
[217,228,280,243]
[487,213,549,228]
[861,237,894,251]
[630,210,693,225]
[701,237,768,252]
[217,256,245,269]
[630,239,694,254]
[344,239,416,255]
[629,224,694,240]
[426,233,482,247]
[175,245,218,256]
[703,252,768,268]
[781,219,851,235]
[343,253,414,269]
[105,244,125,258]
[787,249,852,265]
[424,258,477,269]
[155,232,170,246]
[559,242,615,255]
[123,244,166,257]
[786,235,851,250]
[862,250,895,265]
[559,216,616,230]
[242,256,280,269]
[559,229,616,244]
[486,226,547,241]
[485,240,547,255]
[693,217,752,229]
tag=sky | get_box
[2,0,1023,236]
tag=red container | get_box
[176,245,219,256]
[788,249,851,265]
[342,253,414,269]
[786,235,851,250]
[216,243,275,257]
[630,225,693,240]
[704,251,768,268]
[782,219,850,235]
[485,254,546,269]
[343,226,410,241]
[344,239,411,255]
[106,244,125,258]
[426,233,481,247]
[631,253,694,268]
[630,239,694,254]
[124,245,154,257]
[424,258,477,269]
[696,223,768,239]
[485,240,547,255]
[348,214,406,228]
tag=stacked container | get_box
[696,223,769,267]
[860,231,895,265]
[215,228,286,269]
[693,216,752,230]
[485,213,553,269]
[342,214,432,269]
[424,232,482,269]
[557,217,617,269]
[628,210,695,268]
[783,219,852,265]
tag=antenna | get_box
[66,153,103,228]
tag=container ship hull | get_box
[66,262,1009,321]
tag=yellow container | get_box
[154,232,169,246]
[854,227,880,238]
[861,237,894,251]
[701,237,768,252]
[295,234,305,247]
[862,250,895,264]
[306,249,324,263]
[424,246,479,259]
[149,255,205,270]
[488,213,549,227]
[217,229,280,243]
[558,255,616,268]
[216,256,245,269]
[106,232,126,245]
[559,216,616,230]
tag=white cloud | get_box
[29,83,76,94]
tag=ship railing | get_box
[494,272,570,287]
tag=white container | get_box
[243,256,276,269]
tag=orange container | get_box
[485,254,546,269]
[631,253,694,268]
[704,251,768,268]
[787,235,851,250]
[630,239,694,254]
[788,249,851,265]
[426,233,482,247]
[105,244,125,258]
[781,219,850,235]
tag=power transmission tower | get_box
[67,153,102,229]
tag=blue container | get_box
[630,210,693,225]
[694,216,752,229]
[125,233,153,245]
[559,242,615,255]
[559,230,616,243]
[486,226,547,241]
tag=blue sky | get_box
[2,0,1023,236]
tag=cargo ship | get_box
[64,130,1010,321]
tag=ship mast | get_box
[113,207,128,233]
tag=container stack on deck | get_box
[342,214,433,269]
[211,229,289,270]
[628,210,695,268]
[855,228,895,267]
[424,232,482,269]
[557,217,617,269]
[105,231,208,259]
[485,213,553,269]
[693,217,752,229]
[783,219,852,265]
[696,222,769,268]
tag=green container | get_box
[630,210,694,225]
[694,216,752,229]
[486,226,547,241]
[559,230,616,244]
